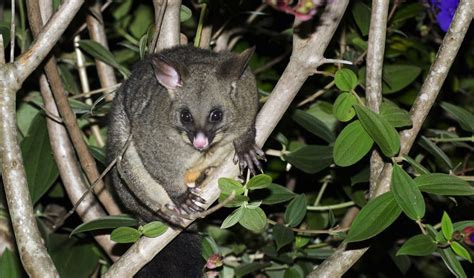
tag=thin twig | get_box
[9,0,15,62]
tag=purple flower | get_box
[429,0,459,32]
[267,0,320,21]
[464,226,474,246]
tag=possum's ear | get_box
[217,47,255,80]
[151,55,189,90]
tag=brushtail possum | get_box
[107,45,263,277]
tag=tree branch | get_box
[39,75,118,260]
[104,1,350,276]
[399,0,473,156]
[310,1,473,276]
[86,0,118,101]
[155,0,181,52]
[0,1,88,277]
[365,1,389,197]
[15,0,84,81]
[27,0,122,216]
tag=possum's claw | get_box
[233,143,266,176]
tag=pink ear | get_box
[151,55,182,90]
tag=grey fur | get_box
[107,45,261,224]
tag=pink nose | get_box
[193,132,208,150]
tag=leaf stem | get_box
[194,3,207,47]
[429,136,474,143]
[307,201,355,211]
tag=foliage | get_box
[0,0,473,277]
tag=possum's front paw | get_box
[233,142,266,175]
[159,188,206,227]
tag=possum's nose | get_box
[193,132,209,151]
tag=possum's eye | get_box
[209,109,223,123]
[180,110,193,124]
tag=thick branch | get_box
[0,71,59,277]
[399,0,473,156]
[104,1,350,276]
[39,76,118,260]
[0,1,89,277]
[312,0,473,276]
[366,1,389,196]
[27,0,122,216]
[86,0,118,101]
[15,0,84,82]
[155,0,181,51]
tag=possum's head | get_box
[151,47,255,152]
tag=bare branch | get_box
[15,0,84,81]
[155,0,182,52]
[39,75,118,261]
[86,0,118,101]
[104,1,350,276]
[312,1,473,276]
[9,0,15,62]
[0,68,59,278]
[0,35,5,64]
[0,2,89,277]
[73,35,105,147]
[27,0,122,216]
[365,1,389,197]
[400,0,473,156]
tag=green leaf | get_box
[292,110,335,143]
[218,178,245,195]
[141,221,168,238]
[283,145,333,174]
[333,93,357,122]
[415,173,474,196]
[88,145,106,165]
[261,183,296,205]
[335,69,358,91]
[419,136,454,169]
[355,105,400,157]
[391,164,426,221]
[218,193,248,208]
[283,266,304,278]
[0,22,11,46]
[438,248,467,278]
[180,5,193,22]
[221,207,244,229]
[78,40,130,77]
[402,155,430,175]
[346,192,402,243]
[239,207,267,233]
[110,227,141,243]
[70,215,138,236]
[284,194,307,227]
[333,120,374,167]
[440,102,474,132]
[359,65,422,94]
[380,101,412,128]
[441,212,454,241]
[391,3,424,28]
[112,0,132,19]
[273,224,294,251]
[396,234,436,256]
[234,262,272,277]
[48,234,100,278]
[0,249,21,278]
[201,236,219,260]
[351,2,370,36]
[247,174,272,190]
[450,241,472,263]
[130,5,153,39]
[21,113,59,204]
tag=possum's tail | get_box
[135,232,204,278]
